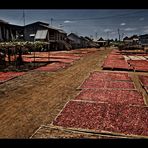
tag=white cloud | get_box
[143,26,148,29]
[104,29,112,32]
[64,20,72,23]
[139,17,144,21]
[143,29,148,33]
[124,28,137,31]
[120,23,126,26]
[110,31,116,35]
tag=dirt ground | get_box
[0,47,111,138]
[0,47,148,138]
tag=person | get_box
[16,47,24,66]
[0,49,6,66]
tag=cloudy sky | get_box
[0,9,148,40]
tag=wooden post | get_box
[34,46,35,68]
[48,43,50,62]
[8,47,11,65]
[14,46,17,69]
[3,48,6,68]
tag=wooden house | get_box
[139,34,148,46]
[24,21,70,50]
[67,33,81,49]
[97,37,106,47]
[0,20,23,41]
[123,35,139,46]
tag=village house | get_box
[80,36,89,48]
[139,34,148,46]
[84,36,99,48]
[24,21,70,50]
[84,36,92,47]
[0,20,73,51]
[67,33,98,49]
[123,35,139,46]
[67,33,82,49]
[97,37,107,47]
[23,21,49,42]
[0,20,24,41]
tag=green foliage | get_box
[0,41,49,49]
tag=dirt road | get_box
[0,48,111,138]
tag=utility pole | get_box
[118,28,120,41]
[106,31,110,46]
[95,32,98,40]
[107,31,109,40]
[23,10,25,26]
[51,18,53,26]
[121,33,125,41]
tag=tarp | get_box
[35,30,48,40]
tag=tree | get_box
[115,38,118,42]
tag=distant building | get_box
[67,33,98,49]
[139,34,148,46]
[85,37,98,47]
[97,37,106,47]
[80,36,90,48]
[67,33,82,49]
[123,35,139,46]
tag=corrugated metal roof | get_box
[25,21,49,27]
[0,19,9,24]
[40,24,59,31]
[58,29,66,34]
[68,33,80,39]
[35,30,48,40]
[40,24,66,34]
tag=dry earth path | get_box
[0,48,111,138]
